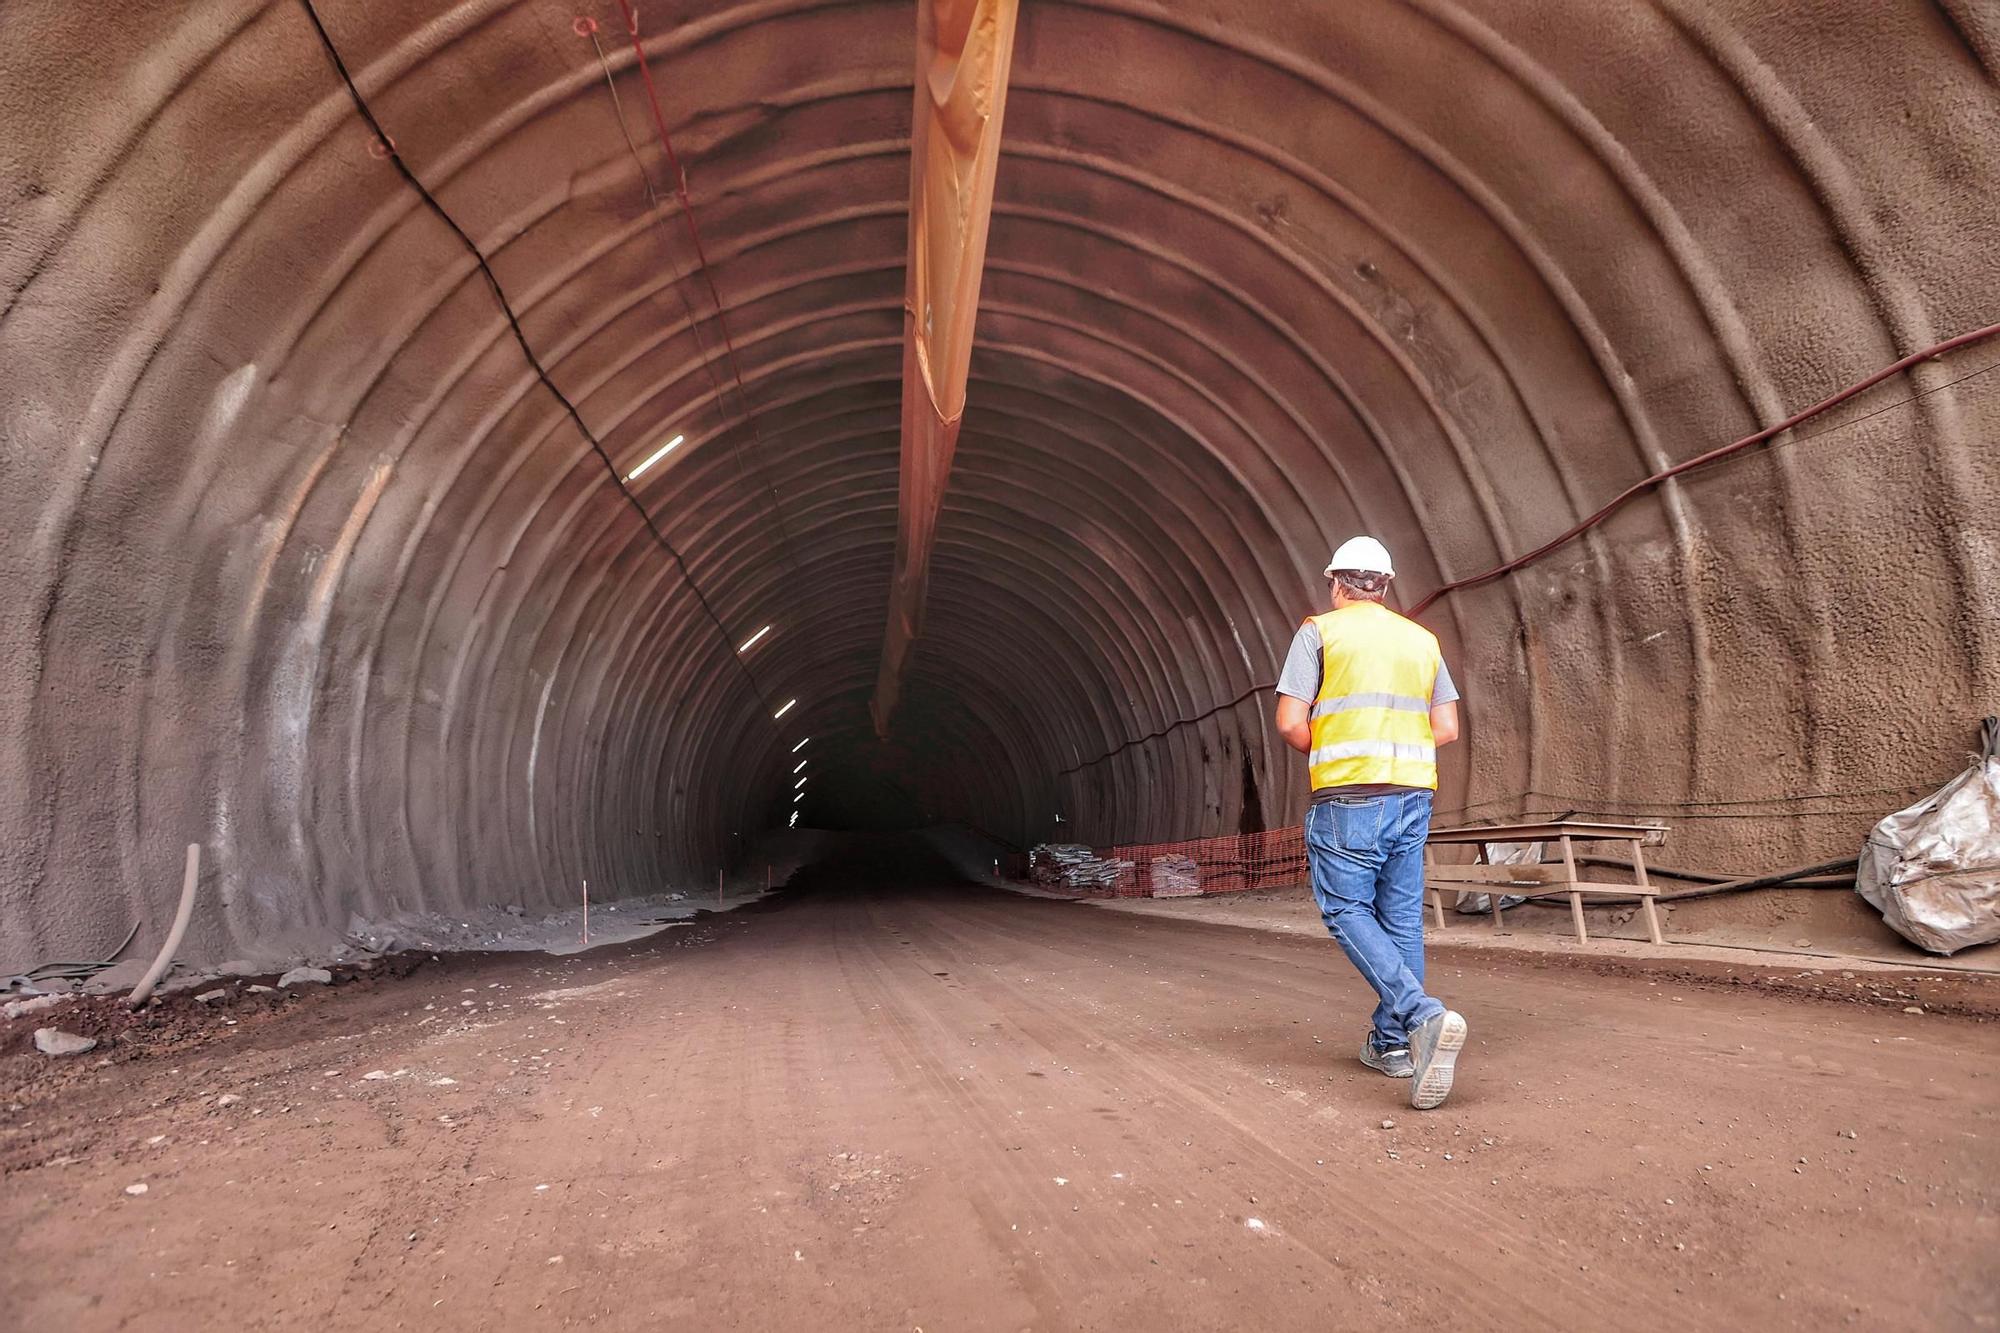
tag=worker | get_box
[1274,536,1468,1110]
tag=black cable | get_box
[1057,683,1269,777]
[1060,362,1998,779]
[298,0,769,702]
[1068,717,1944,818]
[1433,780,1944,820]
[1446,804,1904,823]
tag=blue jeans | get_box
[1305,789,1445,1050]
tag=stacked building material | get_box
[1028,844,1136,891]
[1149,854,1202,897]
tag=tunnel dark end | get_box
[769,831,985,906]
[788,734,930,833]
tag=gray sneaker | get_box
[1409,1010,1468,1110]
[1359,1037,1414,1078]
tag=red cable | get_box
[596,25,1996,634]
[1410,320,2000,617]
[614,0,756,402]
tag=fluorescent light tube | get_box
[625,433,684,481]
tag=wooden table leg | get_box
[1425,847,1445,928]
[1632,837,1665,945]
[1558,834,1588,942]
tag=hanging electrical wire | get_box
[578,5,838,796]
[598,2,812,574]
[572,14,796,576]
[297,0,773,704]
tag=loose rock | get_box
[6,984,65,1016]
[4,994,67,1020]
[34,1028,98,1057]
[195,989,228,1005]
[278,967,333,989]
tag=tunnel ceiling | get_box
[3,0,1997,966]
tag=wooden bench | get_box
[1423,819,1669,945]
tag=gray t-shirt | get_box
[1274,620,1459,706]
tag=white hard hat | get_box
[1324,535,1395,578]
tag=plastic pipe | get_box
[126,844,201,1009]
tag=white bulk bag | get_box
[1451,841,1535,915]
[1856,718,2000,955]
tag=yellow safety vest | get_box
[1307,603,1442,791]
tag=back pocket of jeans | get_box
[1333,799,1381,851]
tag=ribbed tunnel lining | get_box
[1,0,1995,965]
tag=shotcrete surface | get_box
[2,0,1997,963]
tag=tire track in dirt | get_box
[6,862,1997,1330]
[906,888,2000,1327]
[895,894,1630,1327]
[839,896,1533,1327]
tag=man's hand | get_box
[1275,695,1312,754]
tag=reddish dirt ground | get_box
[4,850,1997,1330]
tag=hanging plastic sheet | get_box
[873,0,1020,735]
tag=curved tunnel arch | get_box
[1,0,1996,965]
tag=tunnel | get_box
[3,0,1997,971]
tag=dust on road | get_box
[4,850,1996,1330]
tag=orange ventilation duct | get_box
[874,0,1021,736]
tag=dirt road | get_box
[5,843,1996,1329]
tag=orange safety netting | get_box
[873,0,1020,736]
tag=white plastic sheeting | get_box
[1451,841,1535,915]
[1857,719,2000,955]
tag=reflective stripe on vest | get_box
[1306,603,1442,791]
[1309,738,1437,767]
[1309,691,1431,720]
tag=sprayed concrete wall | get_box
[2,0,1997,969]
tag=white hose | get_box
[126,843,201,1008]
